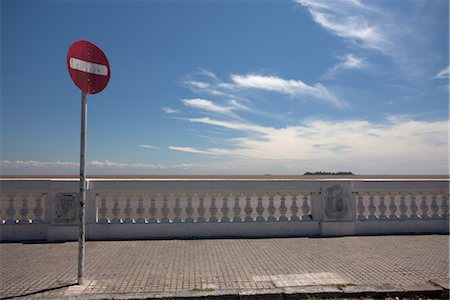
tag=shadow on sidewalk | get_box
[1,283,76,300]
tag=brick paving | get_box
[0,235,448,299]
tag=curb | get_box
[23,284,449,300]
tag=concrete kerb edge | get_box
[25,285,449,300]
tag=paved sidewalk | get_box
[0,235,448,299]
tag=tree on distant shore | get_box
[303,171,354,175]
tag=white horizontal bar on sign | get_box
[69,57,108,76]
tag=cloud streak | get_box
[0,160,79,169]
[182,70,343,108]
[0,160,166,170]
[169,146,233,156]
[162,107,179,114]
[296,0,446,78]
[322,53,369,78]
[435,65,449,79]
[188,117,272,135]
[231,74,344,107]
[297,0,387,53]
[140,144,157,149]
[182,98,245,119]
[168,146,211,155]
[171,116,448,174]
[3,112,448,177]
[0,160,216,175]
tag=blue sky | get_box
[1,0,449,175]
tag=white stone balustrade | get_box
[0,193,47,224]
[93,192,313,224]
[355,192,449,220]
[0,178,448,241]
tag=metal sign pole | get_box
[78,90,87,285]
[68,40,109,286]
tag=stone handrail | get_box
[1,178,448,241]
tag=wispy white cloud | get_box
[296,0,446,78]
[435,65,450,79]
[182,98,245,119]
[0,159,237,175]
[168,146,232,156]
[296,0,387,53]
[0,160,166,170]
[174,116,448,174]
[183,69,232,98]
[168,146,211,155]
[189,117,272,135]
[197,68,219,81]
[0,160,219,175]
[231,74,344,107]
[88,160,165,169]
[322,53,369,78]
[0,160,78,168]
[182,70,343,108]
[3,112,448,175]
[162,106,179,114]
[185,81,210,89]
[140,144,158,149]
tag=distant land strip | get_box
[0,175,448,180]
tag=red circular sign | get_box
[67,40,110,94]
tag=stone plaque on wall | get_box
[324,185,347,219]
[321,182,354,221]
[53,193,78,224]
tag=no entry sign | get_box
[67,40,110,94]
[67,39,111,286]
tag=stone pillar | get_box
[319,181,355,237]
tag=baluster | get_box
[185,195,194,223]
[301,193,311,221]
[409,193,418,219]
[111,194,122,223]
[169,193,176,222]
[278,194,288,222]
[209,195,218,222]
[243,194,253,222]
[256,194,265,222]
[419,193,430,220]
[123,195,134,223]
[220,194,230,223]
[440,193,449,219]
[18,194,31,224]
[197,195,206,223]
[232,194,242,222]
[98,194,109,223]
[267,194,276,222]
[289,193,299,221]
[0,196,3,224]
[6,196,16,224]
[136,195,146,224]
[378,193,387,219]
[388,193,399,220]
[173,195,182,223]
[165,194,181,223]
[429,193,439,219]
[33,194,44,223]
[161,195,170,223]
[356,192,366,220]
[148,195,158,223]
[399,193,408,219]
[367,193,377,220]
